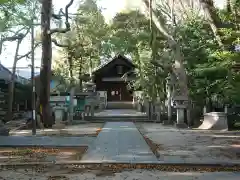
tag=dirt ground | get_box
[0,147,88,163]
[0,166,239,180]
[137,123,240,164]
[1,123,104,164]
[9,123,104,137]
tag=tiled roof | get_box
[92,54,134,73]
[0,64,29,84]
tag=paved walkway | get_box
[94,109,146,117]
[81,122,158,163]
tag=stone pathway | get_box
[81,122,158,163]
[94,109,146,117]
[0,136,94,147]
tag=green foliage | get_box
[53,0,109,88]
[0,0,25,4]
[175,13,240,105]
[104,11,149,56]
[0,0,40,39]
[103,10,167,100]
[4,0,239,107]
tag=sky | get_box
[0,0,226,78]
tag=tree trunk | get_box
[171,43,189,97]
[40,0,53,127]
[6,39,21,122]
[227,0,232,13]
[199,0,225,49]
[79,56,83,91]
[67,49,74,81]
[68,51,74,124]
[142,0,190,124]
[166,73,173,124]
[89,56,93,77]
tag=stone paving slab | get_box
[81,122,158,163]
[138,123,240,164]
[0,136,95,147]
[94,109,147,117]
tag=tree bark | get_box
[79,56,83,91]
[227,0,232,13]
[40,0,53,127]
[6,39,21,122]
[67,48,74,82]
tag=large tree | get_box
[0,0,41,122]
[40,0,74,126]
[104,10,168,100]
[53,0,108,91]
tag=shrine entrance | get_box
[92,54,135,102]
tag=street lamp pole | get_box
[31,8,36,136]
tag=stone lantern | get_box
[85,81,96,116]
[172,95,188,128]
[85,81,96,92]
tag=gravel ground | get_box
[0,169,239,180]
[10,123,104,136]
[137,123,240,164]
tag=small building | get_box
[0,64,31,116]
[92,54,136,102]
[34,72,68,97]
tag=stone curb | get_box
[0,144,91,148]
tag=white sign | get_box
[235,44,240,52]
[74,99,77,106]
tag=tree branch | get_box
[52,8,64,20]
[0,27,30,54]
[5,26,26,37]
[52,39,69,47]
[142,0,175,44]
[49,0,74,35]
[17,42,41,60]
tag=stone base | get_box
[175,123,188,129]
[162,120,173,125]
[36,117,44,129]
[64,121,70,125]
[52,123,65,129]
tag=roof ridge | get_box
[92,54,133,73]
